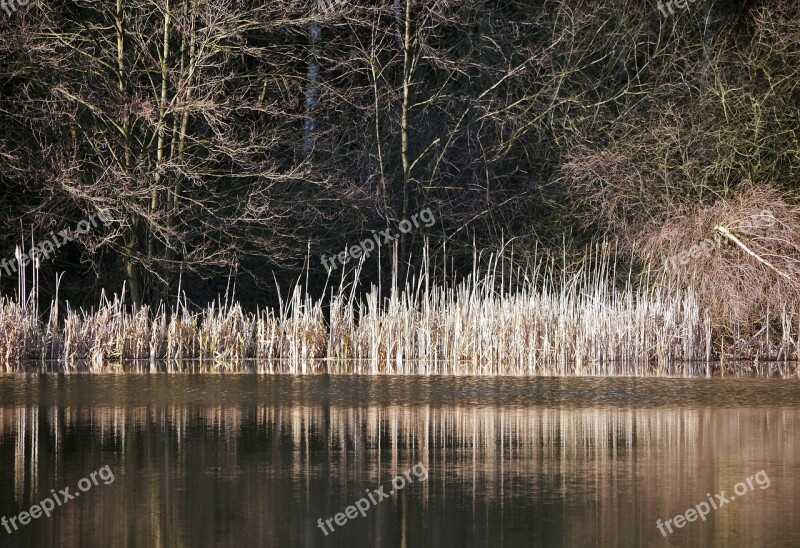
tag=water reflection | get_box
[0,376,798,547]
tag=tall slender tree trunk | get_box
[162,0,195,304]
[116,0,142,307]
[153,0,173,304]
[304,2,321,157]
[399,0,412,267]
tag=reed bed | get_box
[0,246,798,375]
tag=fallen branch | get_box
[714,225,793,282]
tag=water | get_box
[0,374,798,547]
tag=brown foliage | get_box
[642,186,800,326]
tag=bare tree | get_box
[2,0,330,305]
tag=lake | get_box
[0,374,798,547]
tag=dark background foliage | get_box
[0,0,797,310]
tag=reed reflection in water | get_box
[0,375,798,547]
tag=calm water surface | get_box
[0,375,798,547]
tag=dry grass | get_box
[0,241,797,375]
[641,186,800,319]
[636,186,800,360]
[563,172,800,356]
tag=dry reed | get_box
[0,242,797,375]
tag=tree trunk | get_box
[304,2,322,157]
